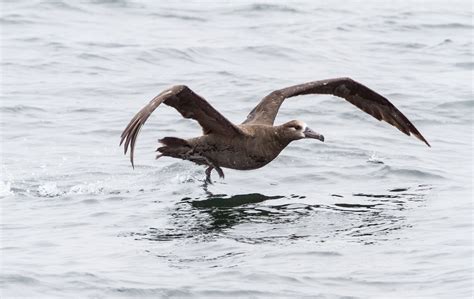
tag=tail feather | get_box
[156,137,191,159]
[158,137,190,147]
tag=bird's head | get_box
[280,120,325,142]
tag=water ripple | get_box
[128,185,430,246]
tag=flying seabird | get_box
[120,78,430,183]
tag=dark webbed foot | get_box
[204,165,225,184]
[205,166,214,184]
[214,165,225,179]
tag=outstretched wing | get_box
[120,85,243,167]
[243,77,430,146]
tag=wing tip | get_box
[413,132,431,147]
[423,138,431,147]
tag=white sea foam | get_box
[37,182,62,197]
[0,181,14,197]
[368,152,384,164]
[68,182,104,195]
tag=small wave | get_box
[336,26,351,32]
[1,274,40,285]
[453,62,474,70]
[37,1,88,12]
[415,184,433,191]
[88,0,142,8]
[136,48,194,64]
[0,181,14,197]
[436,100,473,109]
[37,182,62,197]
[232,3,303,14]
[421,23,472,29]
[67,107,102,113]
[111,287,189,297]
[149,12,206,22]
[80,41,138,48]
[389,187,409,192]
[334,203,379,208]
[16,37,41,43]
[353,193,400,199]
[243,45,301,59]
[45,41,68,49]
[395,23,471,32]
[368,152,384,164]
[68,183,104,195]
[378,41,427,49]
[372,165,444,180]
[77,53,111,61]
[0,14,36,25]
[436,38,453,46]
[0,105,46,113]
[36,182,106,197]
[76,128,121,136]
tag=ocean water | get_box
[1,0,472,298]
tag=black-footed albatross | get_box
[120,78,430,183]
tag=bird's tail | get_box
[156,137,191,159]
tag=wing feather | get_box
[120,85,243,167]
[243,77,430,146]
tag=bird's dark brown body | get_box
[173,124,292,171]
[120,78,429,183]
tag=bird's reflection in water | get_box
[175,193,292,235]
[135,185,432,244]
[190,192,285,208]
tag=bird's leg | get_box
[214,165,225,179]
[205,166,214,184]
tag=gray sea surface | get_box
[1,0,473,298]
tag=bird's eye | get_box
[294,125,302,130]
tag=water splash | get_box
[0,181,14,197]
[68,182,104,195]
[368,152,384,164]
[37,182,62,197]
